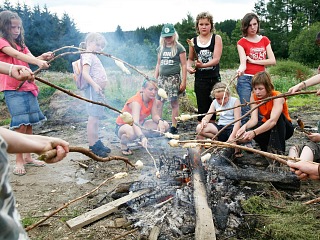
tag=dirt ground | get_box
[3,89,320,239]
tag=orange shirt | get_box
[116,91,154,125]
[253,90,291,123]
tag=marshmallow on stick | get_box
[175,114,193,122]
[120,112,134,125]
[164,132,180,139]
[114,59,130,74]
[158,88,168,100]
[168,139,179,147]
[182,142,199,148]
[134,160,144,169]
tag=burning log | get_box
[207,148,301,191]
[187,147,216,240]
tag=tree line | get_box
[1,0,320,72]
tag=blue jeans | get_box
[236,75,252,125]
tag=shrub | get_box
[268,60,313,81]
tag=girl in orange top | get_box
[115,79,169,155]
[236,71,294,153]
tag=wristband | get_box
[302,81,307,90]
[8,64,14,77]
[252,130,257,137]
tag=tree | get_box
[0,2,82,72]
[175,13,196,52]
[215,19,237,39]
[255,0,320,60]
[115,25,125,43]
[288,22,320,67]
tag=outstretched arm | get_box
[287,160,320,180]
[0,62,34,81]
[1,46,50,69]
[0,127,69,164]
[288,74,320,93]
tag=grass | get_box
[241,195,320,240]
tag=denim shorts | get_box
[84,87,106,119]
[4,90,46,130]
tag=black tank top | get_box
[194,34,220,79]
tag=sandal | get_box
[24,159,45,167]
[121,148,133,156]
[13,166,27,176]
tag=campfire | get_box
[24,46,319,239]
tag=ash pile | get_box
[118,151,197,239]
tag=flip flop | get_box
[24,159,45,167]
[121,148,133,156]
[234,152,243,158]
[13,166,27,176]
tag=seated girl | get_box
[196,82,241,142]
[236,71,294,154]
[115,79,169,155]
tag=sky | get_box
[2,0,258,33]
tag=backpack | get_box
[72,55,89,90]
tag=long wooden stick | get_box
[17,46,152,89]
[178,90,318,121]
[35,76,122,114]
[304,196,320,205]
[178,139,300,165]
[38,146,135,167]
[194,90,318,141]
[186,39,198,60]
[112,228,139,240]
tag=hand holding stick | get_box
[38,146,134,167]
[186,39,198,61]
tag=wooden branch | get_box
[303,196,320,205]
[17,46,152,89]
[144,146,160,177]
[179,139,301,165]
[203,90,317,141]
[45,47,150,79]
[177,90,318,122]
[221,74,238,106]
[186,39,198,60]
[111,228,139,240]
[35,76,122,113]
[38,146,134,167]
[26,175,117,231]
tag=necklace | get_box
[199,35,210,45]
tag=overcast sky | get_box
[3,0,258,32]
